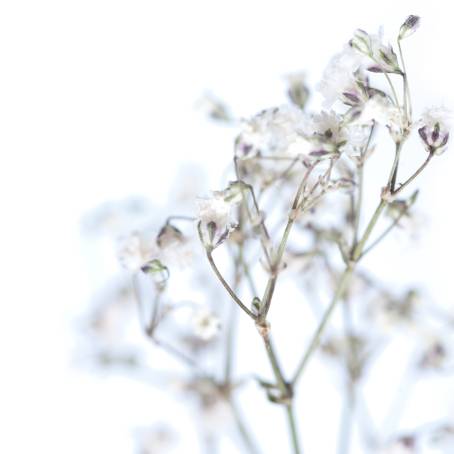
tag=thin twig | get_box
[206,251,257,320]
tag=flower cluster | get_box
[80,14,452,454]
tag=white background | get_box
[1,0,453,453]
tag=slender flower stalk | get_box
[82,14,451,454]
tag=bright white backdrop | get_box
[1,0,453,453]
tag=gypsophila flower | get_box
[302,110,348,157]
[196,187,241,249]
[117,231,158,272]
[418,107,451,154]
[350,28,402,74]
[357,96,409,142]
[235,105,306,158]
[318,46,366,108]
[399,15,420,40]
[191,308,221,341]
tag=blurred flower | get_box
[379,435,417,454]
[135,424,177,454]
[284,71,310,109]
[117,231,158,272]
[235,105,307,158]
[191,308,221,341]
[418,338,448,370]
[196,92,233,123]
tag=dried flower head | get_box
[350,28,402,74]
[418,107,451,154]
[196,186,241,249]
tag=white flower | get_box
[117,231,158,272]
[301,110,348,156]
[318,46,365,108]
[191,308,221,340]
[156,224,194,268]
[351,28,401,74]
[235,105,306,158]
[117,225,193,274]
[418,107,451,154]
[196,186,241,249]
[197,193,234,230]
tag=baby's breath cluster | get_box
[81,15,452,454]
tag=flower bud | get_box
[399,15,420,40]
[349,29,370,55]
[285,72,310,110]
[418,107,451,154]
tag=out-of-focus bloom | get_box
[191,308,221,341]
[284,72,310,109]
[117,231,158,272]
[182,378,232,433]
[379,435,417,454]
[321,334,370,381]
[399,15,421,40]
[196,93,233,123]
[235,105,307,158]
[136,425,177,454]
[369,290,419,329]
[418,107,451,154]
[350,28,402,74]
[418,338,448,370]
[117,224,193,276]
[429,424,454,451]
[197,184,242,249]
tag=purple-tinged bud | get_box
[418,107,451,154]
[399,15,421,40]
[350,29,370,55]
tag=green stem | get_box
[261,333,288,394]
[392,152,434,197]
[260,163,317,320]
[360,209,407,258]
[229,398,262,454]
[397,39,412,119]
[387,142,402,192]
[286,403,302,454]
[206,251,256,320]
[260,332,301,454]
[292,265,354,385]
[352,201,386,262]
